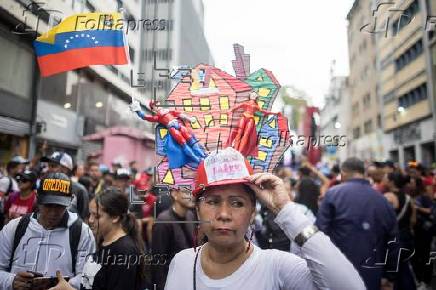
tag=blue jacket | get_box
[316,178,399,290]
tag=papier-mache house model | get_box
[154,44,292,191]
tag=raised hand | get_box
[129,100,142,112]
[245,173,291,215]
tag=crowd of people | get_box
[0,148,435,290]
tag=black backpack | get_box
[7,213,82,274]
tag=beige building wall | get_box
[378,0,431,131]
[377,0,435,166]
[347,0,384,160]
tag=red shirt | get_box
[142,193,157,218]
[373,183,387,194]
[4,190,36,220]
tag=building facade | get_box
[0,0,147,167]
[377,0,435,167]
[320,76,350,165]
[347,0,385,161]
[137,0,214,104]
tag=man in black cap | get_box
[3,170,37,224]
[41,152,89,220]
[0,172,95,290]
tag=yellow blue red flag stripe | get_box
[33,12,128,77]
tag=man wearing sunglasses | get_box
[3,170,37,224]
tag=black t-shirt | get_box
[395,192,412,231]
[81,235,144,290]
[70,181,89,220]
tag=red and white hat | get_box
[192,147,254,197]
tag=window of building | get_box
[364,120,373,134]
[183,99,193,111]
[200,98,210,111]
[220,113,228,125]
[398,83,427,109]
[363,94,371,107]
[377,114,382,129]
[353,127,361,139]
[392,0,420,35]
[144,49,173,61]
[204,114,214,127]
[190,117,201,129]
[219,96,229,110]
[352,102,359,115]
[395,40,423,71]
[129,46,135,64]
[0,34,33,100]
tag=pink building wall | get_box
[102,135,159,170]
[83,127,159,171]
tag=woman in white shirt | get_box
[164,148,365,290]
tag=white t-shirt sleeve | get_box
[275,252,316,290]
[275,202,366,290]
[0,177,10,193]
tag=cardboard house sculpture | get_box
[154,44,292,190]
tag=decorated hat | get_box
[192,147,253,196]
[37,172,72,206]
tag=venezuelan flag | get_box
[34,12,128,77]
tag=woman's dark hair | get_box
[243,184,257,206]
[94,187,146,287]
[78,176,92,192]
[387,172,409,191]
[298,166,312,177]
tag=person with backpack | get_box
[48,187,148,290]
[0,172,95,290]
[0,156,29,230]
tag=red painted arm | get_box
[171,111,182,117]
[142,114,159,122]
[230,103,247,112]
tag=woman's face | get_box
[76,165,85,178]
[88,199,119,240]
[197,184,255,248]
